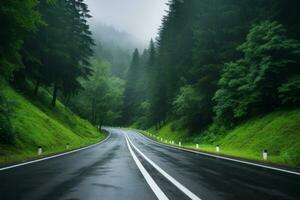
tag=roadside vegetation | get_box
[138,108,300,167]
[0,1,108,164]
[124,1,300,168]
[0,81,105,164]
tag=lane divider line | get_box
[124,135,169,200]
[126,134,202,200]
[134,131,300,176]
[0,132,111,172]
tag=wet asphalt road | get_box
[0,128,299,200]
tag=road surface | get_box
[0,128,299,200]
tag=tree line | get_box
[1,0,299,134]
[1,0,94,106]
[121,0,300,132]
[0,0,95,143]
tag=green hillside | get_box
[142,109,300,167]
[0,83,106,164]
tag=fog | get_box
[86,0,169,46]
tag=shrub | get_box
[0,92,15,144]
[278,75,300,106]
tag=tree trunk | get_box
[91,99,96,124]
[34,79,40,96]
[158,121,162,129]
[64,95,71,105]
[99,120,103,129]
[52,83,58,107]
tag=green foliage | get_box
[2,0,300,139]
[69,59,124,126]
[0,0,41,78]
[147,122,191,143]
[278,75,300,105]
[213,61,251,124]
[0,83,104,164]
[144,108,300,167]
[0,91,15,144]
[122,49,142,124]
[194,123,227,144]
[9,0,95,107]
[133,101,151,129]
[214,21,300,124]
[172,85,201,130]
[215,108,300,166]
[124,1,300,132]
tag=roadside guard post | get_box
[38,146,42,155]
[179,141,182,146]
[216,145,220,152]
[263,149,268,160]
[196,144,199,149]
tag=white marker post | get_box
[263,150,268,161]
[38,146,42,155]
[196,144,199,149]
[172,141,174,145]
[179,142,182,146]
[216,145,220,152]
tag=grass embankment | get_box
[0,83,106,164]
[140,109,300,168]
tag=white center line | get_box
[124,134,169,200]
[126,133,202,200]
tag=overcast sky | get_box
[86,0,169,45]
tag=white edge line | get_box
[126,133,202,200]
[0,132,111,171]
[124,134,169,200]
[134,130,300,176]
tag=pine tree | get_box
[122,49,141,124]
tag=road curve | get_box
[0,128,299,200]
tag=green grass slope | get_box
[0,83,106,164]
[142,109,300,167]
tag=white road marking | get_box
[135,130,300,176]
[0,132,111,171]
[126,134,202,200]
[124,135,169,200]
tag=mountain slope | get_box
[0,83,106,164]
[143,108,300,167]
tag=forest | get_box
[1,2,300,198]
[120,0,300,134]
[1,0,300,145]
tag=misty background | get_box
[84,0,169,78]
[86,0,169,47]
